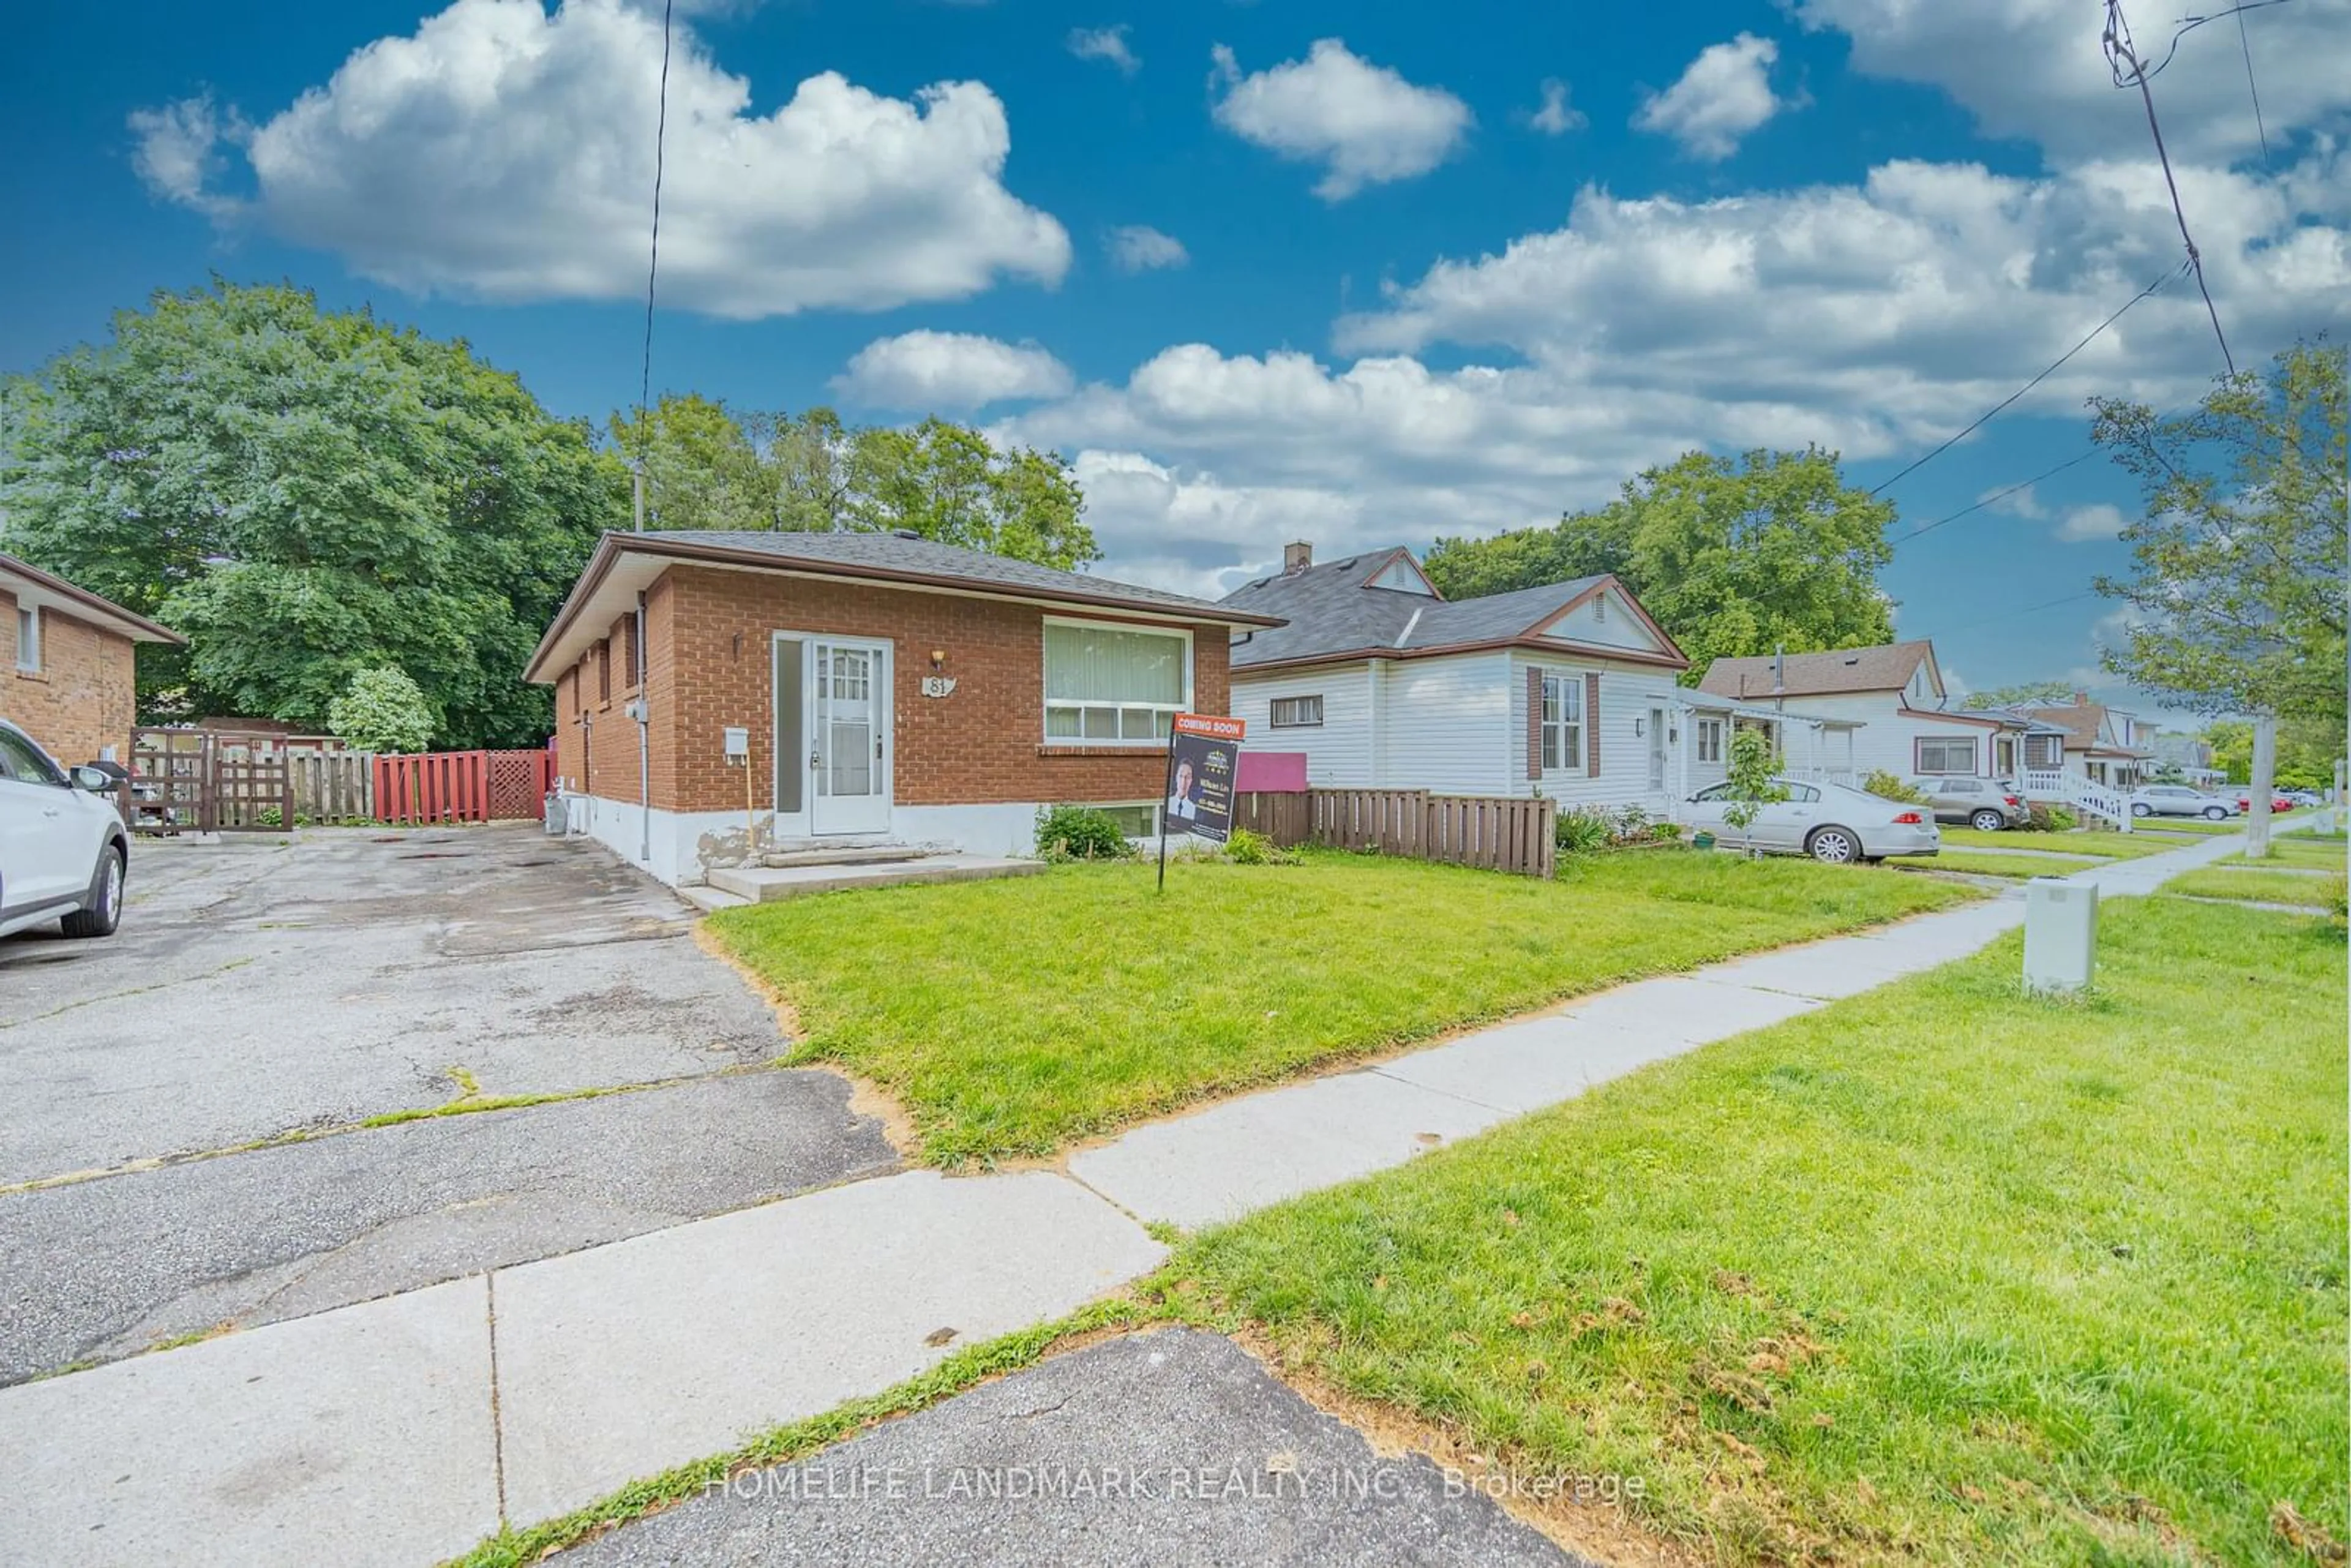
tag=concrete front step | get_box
[757,846,931,871]
[705,855,1044,903]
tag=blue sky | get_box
[6,0,2348,724]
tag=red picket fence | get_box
[374,749,555,826]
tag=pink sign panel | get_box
[1235,751,1308,793]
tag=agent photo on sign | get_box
[1166,758,1201,822]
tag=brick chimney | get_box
[1283,541,1313,574]
[2071,689,2088,705]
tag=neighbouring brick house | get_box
[525,530,1281,885]
[0,552,184,766]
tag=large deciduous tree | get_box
[617,399,1097,569]
[1425,448,1895,677]
[0,280,628,746]
[2090,342,2347,732]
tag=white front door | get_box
[1647,707,1667,790]
[808,638,892,835]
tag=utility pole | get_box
[2247,712,2276,858]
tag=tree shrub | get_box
[1033,805,1135,861]
[327,666,435,754]
[1221,827,1294,865]
[1862,770,1927,803]
[1556,808,1613,855]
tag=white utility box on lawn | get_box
[2023,877,2097,994]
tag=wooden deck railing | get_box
[1234,789,1556,878]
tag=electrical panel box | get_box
[2023,877,2097,994]
[723,726,749,759]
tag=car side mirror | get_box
[70,765,116,793]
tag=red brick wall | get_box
[628,565,1232,814]
[550,591,675,808]
[0,591,140,765]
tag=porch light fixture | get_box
[929,648,947,670]
[1632,716,1646,738]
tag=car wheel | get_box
[1969,809,2008,832]
[2204,806,2228,820]
[1806,826,1860,865]
[61,843,125,940]
[2130,802,2152,817]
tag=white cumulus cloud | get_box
[129,0,1070,319]
[1633,32,1794,160]
[1793,0,2351,167]
[1209,38,1472,201]
[1524,78,1588,136]
[833,331,1074,410]
[1067,24,1140,76]
[1106,225,1189,272]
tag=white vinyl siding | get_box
[1228,662,1374,786]
[1760,691,1997,780]
[1380,653,1514,795]
[1509,655,1671,810]
[1535,592,1665,654]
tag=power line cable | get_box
[1894,449,2102,547]
[2128,0,2298,83]
[1937,590,2102,638]
[636,0,678,506]
[1866,260,2186,500]
[2233,0,2273,167]
[2104,0,2235,375]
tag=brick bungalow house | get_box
[0,552,185,765]
[524,530,1281,885]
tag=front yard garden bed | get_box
[1160,896,2347,1566]
[708,849,1975,1166]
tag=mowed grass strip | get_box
[1937,827,2171,859]
[2164,866,2343,909]
[709,850,1974,1166]
[1895,849,2099,880]
[2132,814,2271,836]
[2228,837,2349,872]
[1164,898,2347,1566]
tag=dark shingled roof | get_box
[1698,640,1936,700]
[1221,549,1630,668]
[622,530,1278,624]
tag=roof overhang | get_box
[0,557,184,646]
[1232,634,1690,678]
[525,533,1281,685]
[1666,692,1863,729]
[1522,577,1689,665]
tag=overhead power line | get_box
[1894,449,2101,547]
[636,0,678,501]
[1867,260,2186,500]
[2233,1,2273,167]
[2104,0,2235,375]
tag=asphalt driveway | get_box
[0,825,896,1384]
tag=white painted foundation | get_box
[561,793,1050,886]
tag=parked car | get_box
[2237,792,2297,813]
[1683,778,1941,865]
[2130,784,2238,820]
[0,719,129,941]
[1905,776,2027,831]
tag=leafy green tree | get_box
[1720,726,1788,850]
[0,280,628,746]
[1963,680,2079,710]
[611,393,770,533]
[327,666,435,754]
[2091,343,2347,731]
[1426,448,1895,677]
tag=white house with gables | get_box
[1220,544,1856,816]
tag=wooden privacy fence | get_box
[290,752,374,822]
[1234,789,1556,879]
[373,749,556,826]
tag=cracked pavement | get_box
[0,825,899,1384]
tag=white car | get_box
[1682,777,1943,865]
[2129,784,2239,820]
[0,719,129,940]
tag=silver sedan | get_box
[1681,778,1943,864]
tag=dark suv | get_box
[1907,776,2028,831]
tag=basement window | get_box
[1269,695,1324,729]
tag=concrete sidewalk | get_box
[0,826,2284,1566]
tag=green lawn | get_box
[1897,849,2099,880]
[708,850,1976,1166]
[1162,898,2347,1566]
[2164,866,2343,909]
[1937,827,2172,859]
[2131,815,2265,837]
[2227,837,2349,872]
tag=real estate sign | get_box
[1157,714,1245,889]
